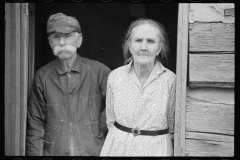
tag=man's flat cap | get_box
[47,13,81,34]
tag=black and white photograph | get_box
[4,2,234,157]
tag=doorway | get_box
[34,3,178,72]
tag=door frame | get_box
[174,3,189,156]
[5,3,29,156]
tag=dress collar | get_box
[126,60,167,88]
[126,60,166,75]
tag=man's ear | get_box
[77,33,83,48]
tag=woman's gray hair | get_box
[122,18,169,65]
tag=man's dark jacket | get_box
[26,54,111,156]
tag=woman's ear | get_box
[157,43,163,55]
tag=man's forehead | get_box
[50,32,73,36]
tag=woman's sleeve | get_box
[106,77,116,130]
[167,75,176,139]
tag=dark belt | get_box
[114,121,169,137]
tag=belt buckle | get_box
[131,127,141,137]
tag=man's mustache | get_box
[53,45,76,55]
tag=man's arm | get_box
[98,65,111,134]
[25,74,46,156]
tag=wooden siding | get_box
[189,23,235,52]
[189,54,235,86]
[189,3,235,23]
[185,88,234,156]
[179,3,235,157]
[186,100,234,135]
[186,138,234,157]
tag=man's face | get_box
[129,24,162,65]
[48,32,82,59]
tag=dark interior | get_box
[35,3,178,73]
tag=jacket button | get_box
[65,150,70,155]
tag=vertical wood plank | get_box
[5,3,15,155]
[14,3,21,156]
[5,3,29,156]
[174,3,189,156]
[20,3,29,156]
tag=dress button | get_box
[65,150,70,155]
[70,123,73,126]
[69,95,72,99]
[68,74,71,78]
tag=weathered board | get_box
[186,98,234,136]
[5,3,29,155]
[186,87,234,105]
[186,132,234,143]
[185,88,234,156]
[186,139,234,157]
[174,3,189,156]
[189,23,235,52]
[189,3,235,23]
[189,54,235,85]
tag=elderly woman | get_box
[100,18,176,156]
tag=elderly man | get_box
[26,13,111,156]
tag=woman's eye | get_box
[148,40,154,43]
[135,39,142,42]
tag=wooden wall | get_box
[185,3,234,156]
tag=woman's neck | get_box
[133,62,154,79]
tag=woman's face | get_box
[129,24,162,65]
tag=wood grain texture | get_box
[187,87,234,105]
[189,3,235,23]
[189,23,235,52]
[186,100,234,135]
[189,54,235,84]
[20,3,29,156]
[5,3,29,156]
[186,132,234,143]
[174,3,189,156]
[185,87,234,156]
[186,139,234,156]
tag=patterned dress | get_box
[100,61,176,157]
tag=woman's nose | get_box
[140,42,147,51]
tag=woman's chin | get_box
[135,57,154,65]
